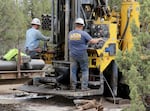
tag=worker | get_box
[25,18,50,59]
[68,18,104,90]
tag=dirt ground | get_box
[0,84,130,111]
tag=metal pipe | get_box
[75,0,78,19]
[64,0,70,61]
[51,0,55,43]
[105,0,108,7]
[77,0,81,18]
[0,59,45,71]
[71,0,75,29]
[80,6,87,28]
[55,0,58,43]
[111,61,118,96]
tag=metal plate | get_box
[17,85,103,98]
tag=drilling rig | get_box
[18,0,140,98]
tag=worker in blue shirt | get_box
[25,18,50,59]
[68,18,104,90]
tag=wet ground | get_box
[0,84,129,111]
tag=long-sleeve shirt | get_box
[25,27,49,51]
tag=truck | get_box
[17,0,140,99]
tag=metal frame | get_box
[0,70,45,80]
[17,84,104,98]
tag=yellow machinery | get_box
[87,0,140,96]
[18,0,140,98]
[88,0,140,71]
[120,0,140,51]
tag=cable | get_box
[103,76,116,104]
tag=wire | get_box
[103,75,116,104]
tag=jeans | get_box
[70,53,89,89]
[25,50,40,59]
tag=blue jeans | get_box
[25,50,40,59]
[70,53,89,89]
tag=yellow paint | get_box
[88,0,140,73]
[120,1,140,51]
[88,23,118,73]
[41,53,54,64]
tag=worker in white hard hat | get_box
[68,18,104,90]
[25,18,50,59]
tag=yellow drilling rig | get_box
[18,0,140,99]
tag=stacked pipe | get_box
[41,14,51,30]
[0,59,45,71]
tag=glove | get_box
[47,37,50,41]
[47,37,53,42]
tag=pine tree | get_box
[0,0,51,55]
[21,0,51,37]
[0,0,27,54]
[22,0,51,23]
[116,0,150,110]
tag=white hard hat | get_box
[75,18,85,26]
[31,18,41,26]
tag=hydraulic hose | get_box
[120,7,132,50]
[103,76,116,104]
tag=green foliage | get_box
[0,0,51,55]
[108,0,121,10]
[22,0,51,23]
[116,42,147,111]
[0,0,27,54]
[116,0,150,111]
[21,0,51,36]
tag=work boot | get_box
[81,87,90,91]
[70,85,76,91]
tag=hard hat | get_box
[75,18,85,26]
[31,18,41,26]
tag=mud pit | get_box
[0,84,129,111]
